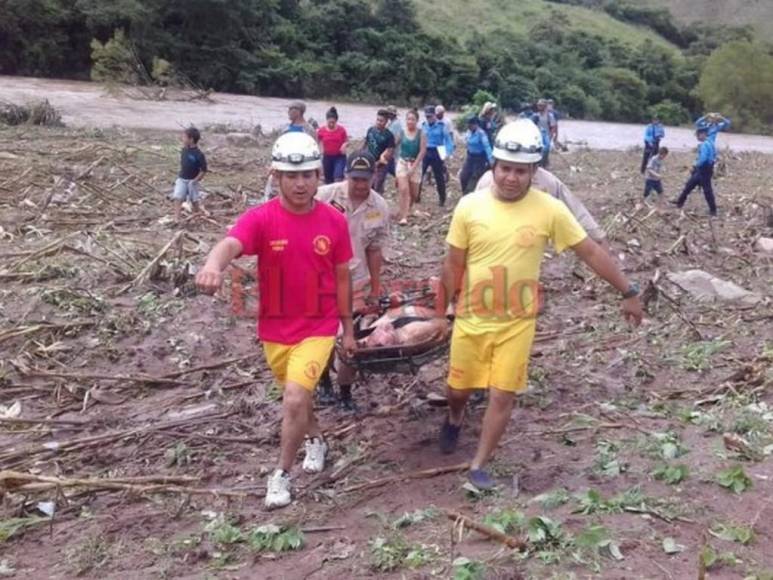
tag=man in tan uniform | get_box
[316,152,390,410]
[476,167,608,248]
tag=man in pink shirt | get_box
[196,132,356,509]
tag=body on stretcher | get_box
[336,287,453,375]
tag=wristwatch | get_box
[622,282,640,299]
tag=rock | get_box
[754,236,773,254]
[667,269,761,305]
[225,132,259,147]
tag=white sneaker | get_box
[302,437,328,474]
[264,469,292,509]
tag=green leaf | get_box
[533,488,570,509]
[652,463,689,485]
[575,524,611,549]
[573,489,604,515]
[0,517,48,543]
[701,545,718,569]
[248,525,304,553]
[709,523,755,545]
[482,509,525,534]
[393,507,438,529]
[527,516,563,546]
[716,466,753,494]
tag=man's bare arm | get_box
[196,237,243,294]
[365,246,383,297]
[336,262,354,339]
[439,244,467,315]
[571,237,643,325]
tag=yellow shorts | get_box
[262,336,336,391]
[447,322,536,393]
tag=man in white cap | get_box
[196,132,356,509]
[437,119,642,490]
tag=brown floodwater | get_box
[3,75,773,153]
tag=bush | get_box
[648,100,688,126]
[90,30,144,85]
[697,41,773,134]
[599,67,648,122]
[0,100,63,126]
[557,85,588,118]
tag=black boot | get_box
[337,384,358,413]
[317,370,336,406]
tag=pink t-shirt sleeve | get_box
[227,207,264,256]
[340,126,348,143]
[333,212,353,265]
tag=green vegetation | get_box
[1,0,772,129]
[697,42,773,134]
[676,340,731,372]
[369,534,437,572]
[715,466,753,494]
[652,463,689,485]
[417,0,675,49]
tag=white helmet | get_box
[492,119,543,164]
[271,132,321,172]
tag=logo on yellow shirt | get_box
[313,234,331,255]
[515,225,537,248]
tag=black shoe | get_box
[318,384,336,406]
[439,418,461,454]
[337,395,358,414]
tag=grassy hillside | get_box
[415,0,677,51]
[643,0,773,37]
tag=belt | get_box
[401,157,416,162]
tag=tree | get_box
[90,29,147,85]
[599,67,647,122]
[648,100,688,126]
[697,41,773,134]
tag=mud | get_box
[0,116,772,579]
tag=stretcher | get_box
[335,284,452,375]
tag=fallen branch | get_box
[341,462,469,494]
[0,417,91,427]
[161,353,256,379]
[0,470,197,493]
[442,509,527,551]
[0,321,95,345]
[0,470,259,499]
[0,412,230,466]
[117,230,185,294]
[25,368,184,386]
[301,525,346,533]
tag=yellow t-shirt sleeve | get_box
[445,199,470,249]
[550,200,588,253]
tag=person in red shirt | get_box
[317,107,349,184]
[196,132,356,509]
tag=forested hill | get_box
[1,0,771,131]
[642,0,773,38]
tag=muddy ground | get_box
[0,121,772,580]
[5,76,773,154]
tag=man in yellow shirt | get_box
[438,119,643,490]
